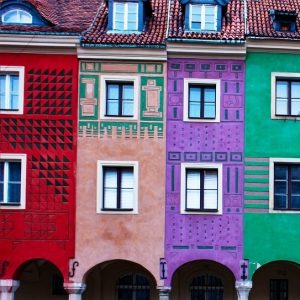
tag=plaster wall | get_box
[166,58,245,283]
[245,52,300,278]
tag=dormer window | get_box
[270,10,298,33]
[113,2,138,31]
[190,4,218,31]
[183,1,223,32]
[107,0,148,33]
[2,9,32,24]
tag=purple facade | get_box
[165,58,245,285]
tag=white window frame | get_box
[189,4,218,32]
[183,78,220,122]
[97,161,139,214]
[113,2,139,31]
[0,153,26,210]
[2,9,33,24]
[269,157,300,213]
[271,72,300,120]
[0,66,24,114]
[100,75,139,120]
[181,163,223,215]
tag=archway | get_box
[83,259,158,300]
[250,260,300,300]
[171,260,237,300]
[15,259,67,300]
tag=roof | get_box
[168,0,245,42]
[0,0,99,35]
[80,0,168,48]
[247,0,300,39]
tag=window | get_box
[270,9,297,33]
[274,164,300,210]
[271,73,300,119]
[113,2,138,31]
[0,66,24,114]
[0,154,26,209]
[106,82,134,117]
[189,4,218,31]
[188,84,216,119]
[270,279,288,300]
[190,274,224,300]
[181,163,222,214]
[184,78,220,122]
[276,79,300,116]
[117,274,150,300]
[100,75,138,119]
[97,161,138,214]
[2,9,32,24]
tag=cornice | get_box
[247,37,300,54]
[0,34,78,54]
[167,41,246,59]
[77,47,167,61]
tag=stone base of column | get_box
[235,280,252,300]
[0,280,20,300]
[64,282,86,300]
[157,286,171,300]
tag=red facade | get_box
[0,53,77,280]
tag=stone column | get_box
[64,282,86,300]
[157,286,171,300]
[0,280,20,300]
[235,280,252,300]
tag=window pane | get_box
[291,99,300,116]
[0,182,3,202]
[204,88,215,102]
[3,11,19,23]
[192,5,201,15]
[123,85,133,100]
[189,87,201,102]
[9,162,21,181]
[291,182,300,195]
[274,195,288,209]
[121,169,133,188]
[0,162,4,181]
[189,103,201,118]
[187,170,200,189]
[291,166,300,180]
[8,183,20,203]
[122,101,133,116]
[204,190,218,209]
[103,188,117,209]
[120,189,133,209]
[115,21,124,30]
[275,166,288,180]
[107,84,119,99]
[191,22,201,30]
[107,100,119,115]
[276,99,288,115]
[204,103,215,118]
[20,11,32,23]
[291,82,300,98]
[0,75,5,109]
[204,171,217,189]
[276,81,288,98]
[104,169,117,188]
[291,196,300,209]
[274,181,287,194]
[187,190,200,209]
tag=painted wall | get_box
[245,52,300,278]
[75,61,166,286]
[165,58,245,284]
[0,53,77,280]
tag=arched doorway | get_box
[15,259,67,300]
[83,260,158,300]
[250,261,300,300]
[171,260,236,300]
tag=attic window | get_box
[270,10,298,32]
[2,9,32,24]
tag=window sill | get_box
[0,202,21,206]
[269,208,300,214]
[101,115,137,121]
[272,115,300,120]
[183,118,219,123]
[98,209,137,215]
[181,209,221,215]
[107,30,142,34]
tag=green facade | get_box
[245,52,300,278]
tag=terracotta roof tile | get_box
[248,0,300,39]
[168,0,245,41]
[0,0,99,34]
[81,0,168,47]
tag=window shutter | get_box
[108,0,114,30]
[216,5,222,31]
